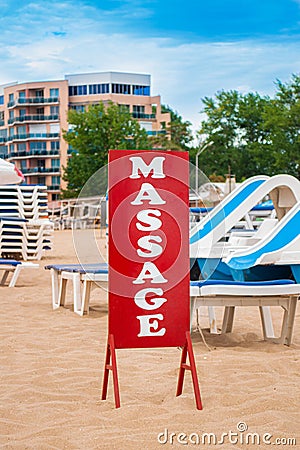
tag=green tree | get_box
[262,74,300,178]
[197,74,300,180]
[197,90,270,180]
[149,105,194,151]
[62,101,150,197]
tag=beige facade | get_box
[0,72,170,201]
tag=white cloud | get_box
[0,1,299,135]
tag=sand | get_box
[0,230,299,449]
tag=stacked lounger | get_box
[0,185,53,260]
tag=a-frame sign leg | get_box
[101,334,121,408]
[176,331,202,410]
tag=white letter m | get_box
[129,156,166,179]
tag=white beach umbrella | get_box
[0,158,24,185]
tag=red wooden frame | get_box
[101,334,120,408]
[176,331,203,410]
[101,331,202,410]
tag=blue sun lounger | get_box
[45,263,108,315]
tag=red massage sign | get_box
[108,149,190,349]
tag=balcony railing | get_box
[22,167,60,174]
[47,185,60,191]
[5,133,60,143]
[147,130,167,136]
[8,114,59,124]
[131,112,156,119]
[7,97,59,107]
[6,149,60,159]
[67,148,79,154]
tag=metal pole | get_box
[195,152,199,193]
[195,141,213,195]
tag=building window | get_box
[19,109,26,117]
[112,84,131,95]
[88,83,109,94]
[19,91,25,99]
[37,159,46,169]
[17,143,26,152]
[35,90,44,98]
[17,126,26,134]
[70,105,85,112]
[0,95,4,105]
[30,141,46,151]
[20,160,27,170]
[51,158,60,168]
[50,88,59,97]
[51,141,60,150]
[0,146,8,157]
[9,144,14,152]
[9,93,14,102]
[52,175,60,185]
[9,110,14,119]
[133,105,145,114]
[37,176,46,185]
[132,105,146,119]
[36,107,44,115]
[78,85,87,95]
[69,85,87,96]
[50,106,59,115]
[133,85,150,96]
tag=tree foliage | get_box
[149,105,194,151]
[197,74,300,180]
[62,101,150,197]
[62,101,195,197]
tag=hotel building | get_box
[0,72,170,201]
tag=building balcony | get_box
[5,133,60,143]
[22,167,60,175]
[67,148,79,155]
[7,97,59,108]
[8,114,59,125]
[147,130,167,136]
[0,120,4,127]
[6,149,60,159]
[47,185,60,191]
[131,112,156,119]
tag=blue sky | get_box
[1,0,300,134]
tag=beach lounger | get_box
[45,263,108,316]
[190,279,300,345]
[0,259,39,287]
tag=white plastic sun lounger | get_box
[45,263,108,316]
[190,279,300,345]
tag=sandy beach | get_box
[0,229,299,449]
